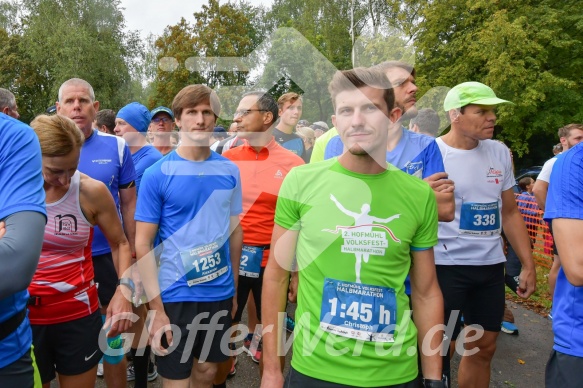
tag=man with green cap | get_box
[435,82,536,388]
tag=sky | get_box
[120,0,273,39]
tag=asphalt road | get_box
[84,300,552,388]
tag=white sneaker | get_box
[97,362,104,377]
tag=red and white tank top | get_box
[28,171,98,325]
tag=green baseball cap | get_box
[443,82,512,111]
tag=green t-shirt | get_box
[310,127,338,163]
[275,159,438,387]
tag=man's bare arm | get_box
[553,219,583,286]
[532,179,549,211]
[260,224,298,388]
[501,189,536,298]
[410,248,444,381]
[120,186,137,254]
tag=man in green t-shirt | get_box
[261,67,444,388]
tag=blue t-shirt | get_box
[135,151,243,303]
[78,130,136,255]
[325,127,445,179]
[132,145,163,193]
[544,143,583,357]
[325,127,444,294]
[273,128,306,161]
[0,113,46,368]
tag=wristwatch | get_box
[423,378,445,388]
[117,278,135,296]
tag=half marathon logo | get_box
[54,214,78,235]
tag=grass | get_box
[506,264,552,316]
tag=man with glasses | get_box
[149,106,176,156]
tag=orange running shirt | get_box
[223,137,304,266]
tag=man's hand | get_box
[0,221,5,239]
[424,172,454,193]
[104,287,134,337]
[260,369,284,388]
[148,308,173,356]
[288,272,298,303]
[517,267,536,298]
[130,265,144,306]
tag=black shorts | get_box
[93,252,117,306]
[436,263,505,333]
[233,267,265,322]
[0,347,38,387]
[157,299,232,380]
[284,367,419,388]
[31,310,103,383]
[545,350,583,387]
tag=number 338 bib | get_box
[459,201,501,236]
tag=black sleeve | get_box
[0,211,46,300]
[119,180,136,189]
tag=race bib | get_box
[239,245,263,278]
[180,241,228,286]
[320,278,396,343]
[459,201,501,236]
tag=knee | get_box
[194,362,218,382]
[467,337,497,361]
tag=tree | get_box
[147,0,270,120]
[414,0,583,158]
[1,0,143,121]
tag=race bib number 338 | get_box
[459,201,501,236]
[320,278,397,343]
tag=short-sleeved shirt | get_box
[537,155,560,183]
[325,127,444,294]
[310,127,338,163]
[0,113,46,368]
[275,159,437,387]
[132,145,163,193]
[544,143,583,357]
[223,138,304,266]
[273,128,305,160]
[435,138,515,266]
[324,128,445,179]
[78,130,136,255]
[135,150,242,302]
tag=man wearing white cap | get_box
[436,82,536,388]
[311,121,329,138]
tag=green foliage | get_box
[148,0,270,115]
[415,0,583,158]
[0,0,142,122]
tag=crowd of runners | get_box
[0,58,582,388]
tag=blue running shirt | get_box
[0,114,46,368]
[78,130,136,255]
[135,151,243,302]
[324,127,445,179]
[544,143,583,357]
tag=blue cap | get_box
[150,106,174,120]
[117,102,151,133]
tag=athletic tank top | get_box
[28,171,98,325]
